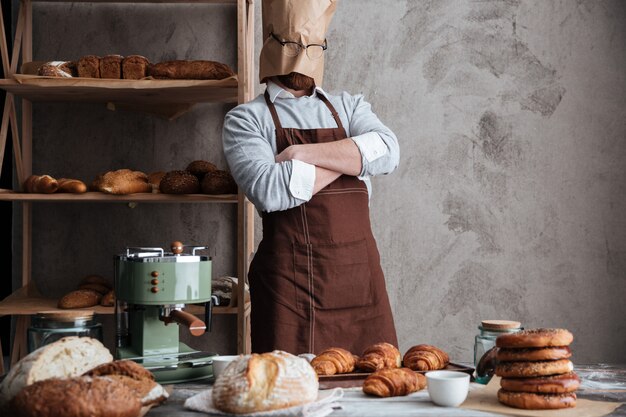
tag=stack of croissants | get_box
[311,342,449,398]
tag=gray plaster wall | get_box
[11,1,626,363]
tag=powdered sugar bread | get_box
[211,350,319,414]
[0,336,112,406]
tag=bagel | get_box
[497,346,572,362]
[497,389,576,409]
[496,328,573,348]
[500,372,580,393]
[495,359,573,378]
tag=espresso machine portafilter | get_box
[115,241,218,383]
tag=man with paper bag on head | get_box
[223,0,399,354]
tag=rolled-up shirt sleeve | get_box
[346,93,400,177]
[222,106,315,213]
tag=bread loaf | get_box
[311,347,357,375]
[122,55,149,79]
[100,290,116,307]
[23,174,58,193]
[57,178,87,193]
[159,170,200,194]
[100,54,123,79]
[78,283,110,295]
[403,344,449,371]
[212,350,318,414]
[149,60,234,80]
[201,170,237,195]
[0,336,113,406]
[92,169,152,195]
[363,368,426,397]
[58,289,102,309]
[356,342,401,372]
[38,61,77,78]
[9,376,141,417]
[147,171,166,192]
[186,160,217,180]
[77,55,100,78]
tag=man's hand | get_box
[275,139,362,176]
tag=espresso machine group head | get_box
[115,241,218,383]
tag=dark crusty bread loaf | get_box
[58,289,102,309]
[160,170,200,194]
[23,175,58,193]
[77,55,101,78]
[9,376,141,417]
[149,60,234,80]
[122,55,149,79]
[186,160,217,180]
[201,170,237,195]
[38,61,77,77]
[99,54,123,79]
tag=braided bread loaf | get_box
[363,368,426,397]
[403,344,449,371]
[311,347,357,376]
[356,342,401,372]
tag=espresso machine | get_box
[115,241,218,383]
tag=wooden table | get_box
[147,364,626,416]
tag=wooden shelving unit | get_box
[0,0,256,373]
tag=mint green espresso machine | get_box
[115,241,218,383]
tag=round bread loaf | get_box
[159,170,200,194]
[201,170,237,195]
[497,346,572,362]
[9,376,141,417]
[91,169,151,195]
[212,350,318,414]
[58,289,102,309]
[495,359,574,378]
[186,160,217,180]
[496,328,573,348]
[500,372,581,394]
[497,389,576,410]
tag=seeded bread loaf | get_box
[0,336,113,407]
[58,289,102,309]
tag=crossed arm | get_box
[275,138,362,194]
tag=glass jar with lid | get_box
[27,311,103,353]
[474,319,522,384]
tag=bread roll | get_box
[186,160,217,180]
[497,389,576,410]
[149,60,234,80]
[78,283,110,295]
[9,376,141,417]
[403,344,449,371]
[58,289,102,309]
[23,174,58,193]
[122,55,149,79]
[57,178,87,193]
[0,336,113,406]
[496,328,574,348]
[495,359,574,378]
[100,290,116,307]
[99,54,123,79]
[363,368,426,397]
[500,372,581,394]
[311,347,357,375]
[159,170,200,194]
[497,346,572,362]
[212,350,318,414]
[356,342,401,372]
[91,169,152,195]
[77,55,100,78]
[38,61,77,78]
[201,170,237,195]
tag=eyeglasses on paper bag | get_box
[270,32,328,59]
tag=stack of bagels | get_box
[495,328,579,410]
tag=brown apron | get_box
[248,90,398,355]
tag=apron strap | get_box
[264,90,283,130]
[318,93,347,135]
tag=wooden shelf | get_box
[0,189,238,203]
[32,0,237,3]
[0,288,249,316]
[0,76,239,105]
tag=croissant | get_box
[356,342,401,372]
[311,347,357,376]
[363,368,426,397]
[403,344,449,371]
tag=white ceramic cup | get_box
[426,370,470,407]
[212,355,240,379]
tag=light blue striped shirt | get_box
[222,81,399,213]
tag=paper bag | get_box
[259,0,338,86]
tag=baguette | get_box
[23,174,58,193]
[57,178,87,193]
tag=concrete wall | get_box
[12,1,626,363]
